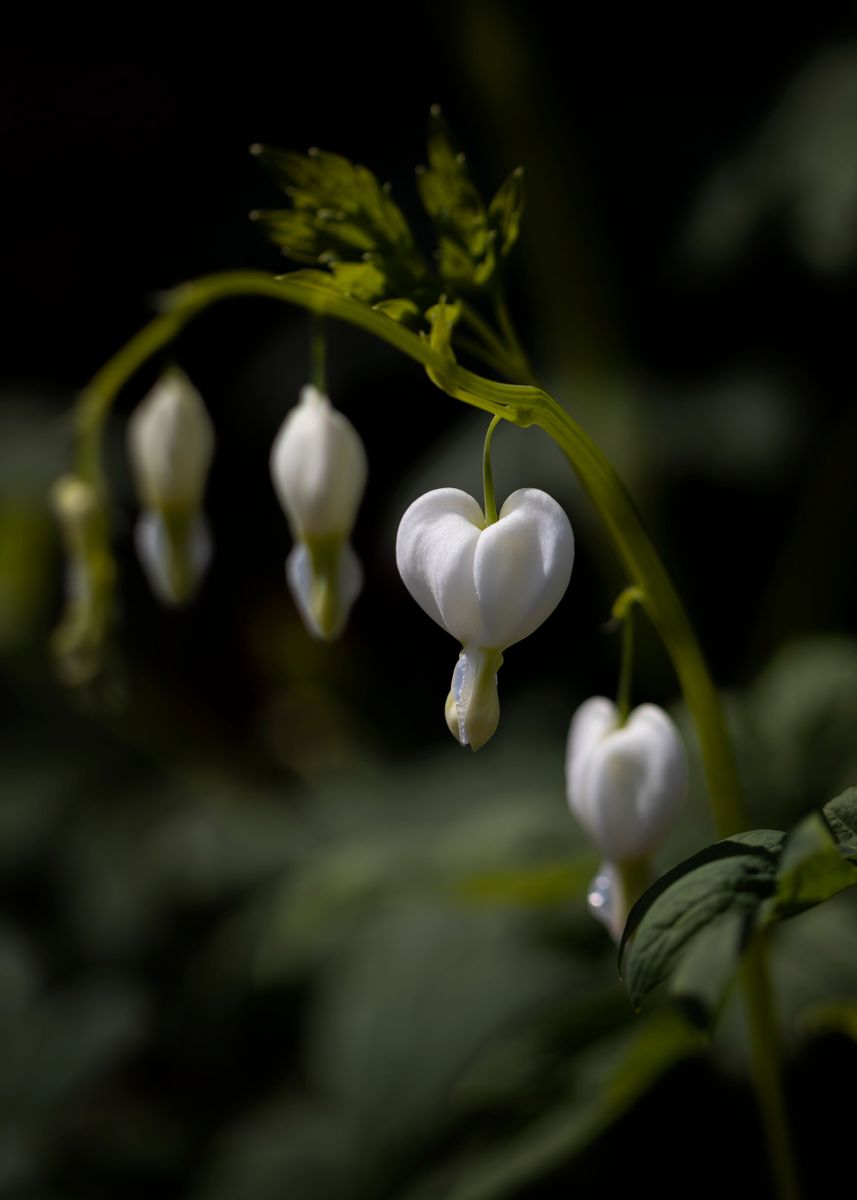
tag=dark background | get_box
[3,11,857,1199]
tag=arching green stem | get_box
[482,415,502,525]
[68,268,795,1198]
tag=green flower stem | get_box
[482,415,501,525]
[311,314,327,393]
[73,269,795,1197]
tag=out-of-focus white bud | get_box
[396,486,574,750]
[566,696,688,940]
[126,369,215,606]
[50,474,114,685]
[127,369,215,510]
[270,385,367,640]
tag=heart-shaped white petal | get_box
[566,697,687,861]
[396,487,574,650]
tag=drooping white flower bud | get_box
[49,474,114,685]
[270,385,367,640]
[566,696,687,940]
[396,486,574,750]
[126,369,215,606]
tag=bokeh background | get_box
[4,11,857,1198]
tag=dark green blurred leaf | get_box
[668,909,748,1025]
[488,168,525,258]
[443,1011,701,1200]
[823,786,857,856]
[768,810,857,920]
[620,830,784,1014]
[456,855,597,907]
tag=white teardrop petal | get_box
[567,700,687,861]
[270,389,367,540]
[474,488,574,648]
[395,488,485,643]
[127,370,215,509]
[566,696,620,823]
[286,540,363,641]
[135,510,212,607]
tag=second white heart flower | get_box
[396,486,574,749]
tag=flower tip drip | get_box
[127,369,216,607]
[396,486,573,749]
[270,385,367,640]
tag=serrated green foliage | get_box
[416,108,524,293]
[621,789,857,1026]
[252,144,430,305]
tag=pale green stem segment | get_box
[71,268,795,1198]
[311,314,327,394]
[612,584,644,726]
[482,415,501,525]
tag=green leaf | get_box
[329,261,388,303]
[417,107,497,291]
[823,786,857,857]
[455,855,598,908]
[621,830,784,1015]
[668,909,748,1026]
[768,811,857,920]
[425,299,462,360]
[252,144,428,300]
[488,168,525,258]
[444,1011,701,1200]
[371,298,422,328]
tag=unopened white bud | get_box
[127,369,215,510]
[126,369,216,607]
[396,486,574,749]
[566,697,687,863]
[270,385,367,640]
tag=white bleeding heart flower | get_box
[396,486,574,750]
[127,368,216,606]
[270,385,367,640]
[566,696,687,940]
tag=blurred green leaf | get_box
[487,168,525,258]
[768,810,857,920]
[253,144,429,303]
[417,107,497,291]
[620,830,784,1015]
[371,297,422,327]
[442,1011,702,1200]
[456,855,597,907]
[823,786,857,856]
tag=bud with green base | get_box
[269,385,367,640]
[126,368,215,606]
[566,697,687,941]
[396,486,574,750]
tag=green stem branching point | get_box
[482,415,501,525]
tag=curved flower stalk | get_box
[126,368,215,606]
[270,384,367,640]
[566,696,687,940]
[396,486,574,749]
